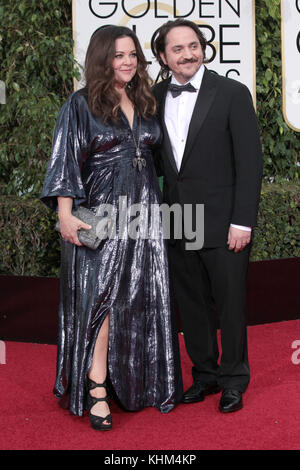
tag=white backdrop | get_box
[281,0,300,132]
[73,0,256,100]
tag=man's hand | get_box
[227,226,251,253]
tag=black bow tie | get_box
[168,82,197,98]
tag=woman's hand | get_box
[57,196,91,246]
[59,213,91,246]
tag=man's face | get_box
[160,26,204,84]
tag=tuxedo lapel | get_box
[180,69,218,173]
[157,79,179,175]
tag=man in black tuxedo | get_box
[153,19,263,412]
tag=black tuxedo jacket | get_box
[153,68,263,248]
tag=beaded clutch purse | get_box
[55,206,109,250]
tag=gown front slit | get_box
[41,88,183,416]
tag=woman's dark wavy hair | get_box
[153,19,207,79]
[85,25,156,123]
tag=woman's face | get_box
[112,36,138,87]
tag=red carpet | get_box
[0,319,300,450]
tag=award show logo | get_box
[83,0,255,91]
[281,0,300,131]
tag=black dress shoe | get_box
[182,382,221,404]
[219,389,243,413]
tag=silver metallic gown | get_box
[41,88,183,416]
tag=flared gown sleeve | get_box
[40,92,87,211]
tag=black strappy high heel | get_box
[86,378,112,431]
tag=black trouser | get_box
[169,241,251,393]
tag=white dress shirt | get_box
[165,65,205,171]
[164,65,251,233]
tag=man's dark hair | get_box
[152,19,207,79]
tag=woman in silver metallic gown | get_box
[41,26,182,430]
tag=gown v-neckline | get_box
[120,108,136,131]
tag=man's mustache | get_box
[178,58,198,64]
